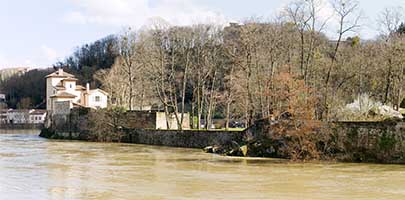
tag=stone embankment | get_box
[40,108,245,148]
[40,107,405,163]
[206,119,405,163]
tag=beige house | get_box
[46,68,108,112]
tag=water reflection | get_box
[1,133,405,200]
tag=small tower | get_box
[45,68,75,111]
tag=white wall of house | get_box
[63,80,83,104]
[29,114,46,124]
[87,90,108,109]
[0,109,47,124]
[7,111,30,124]
[46,77,64,110]
[0,111,8,123]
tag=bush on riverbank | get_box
[206,118,336,161]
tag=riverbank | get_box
[40,115,405,164]
[39,107,405,163]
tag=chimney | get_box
[86,83,90,93]
[58,68,63,75]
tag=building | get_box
[0,109,47,124]
[0,109,9,123]
[46,68,108,112]
[0,93,6,109]
[6,110,30,124]
[29,110,47,124]
[0,93,5,102]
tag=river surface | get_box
[1,131,405,200]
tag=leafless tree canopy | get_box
[93,0,405,130]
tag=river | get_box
[1,131,405,200]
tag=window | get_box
[70,84,73,89]
[95,96,101,102]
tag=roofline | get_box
[61,78,78,82]
[88,88,109,96]
[50,96,76,99]
[45,74,73,78]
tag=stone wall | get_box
[123,111,156,129]
[331,121,405,163]
[43,107,90,139]
[40,107,405,163]
[41,109,240,148]
[117,111,190,130]
[243,119,405,163]
[122,129,243,148]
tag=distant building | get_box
[6,109,30,124]
[0,109,8,123]
[0,93,6,109]
[0,93,5,102]
[29,110,47,124]
[46,68,108,112]
[0,109,46,124]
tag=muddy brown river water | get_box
[1,131,405,200]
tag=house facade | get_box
[29,110,47,124]
[46,68,108,112]
[0,109,46,124]
[0,93,5,103]
[0,93,6,109]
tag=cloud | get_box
[41,45,60,63]
[63,0,228,27]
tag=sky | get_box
[0,0,404,69]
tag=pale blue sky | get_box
[0,0,403,68]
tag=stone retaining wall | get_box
[122,129,244,148]
[40,108,405,163]
[331,121,405,163]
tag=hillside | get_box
[0,67,30,82]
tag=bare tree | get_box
[323,0,362,120]
[378,7,404,37]
[116,28,142,110]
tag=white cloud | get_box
[63,0,228,28]
[41,45,60,63]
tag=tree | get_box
[378,7,403,36]
[323,0,362,120]
[57,35,119,86]
[397,23,405,35]
[1,69,52,109]
[17,98,32,109]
